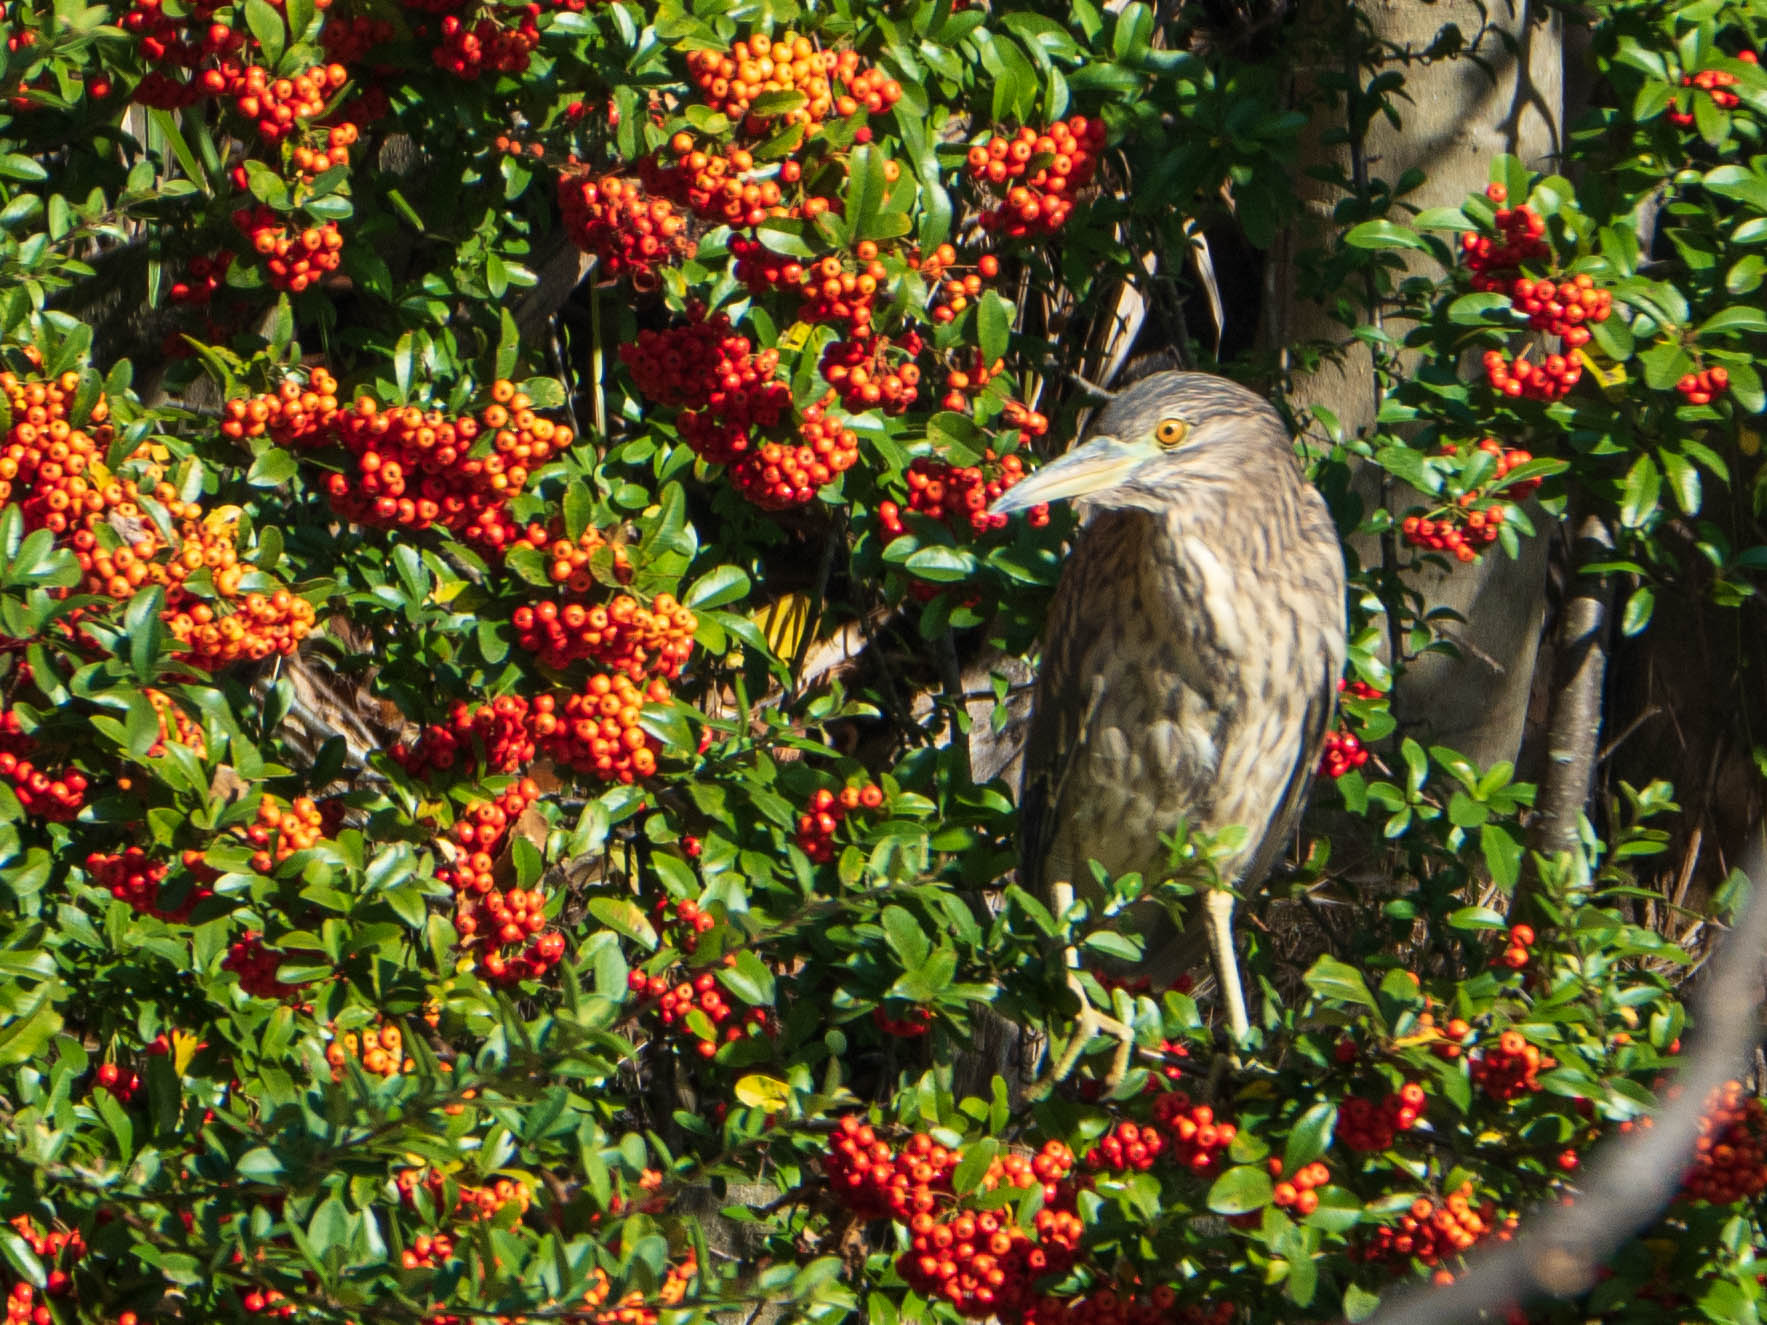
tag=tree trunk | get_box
[1267,0,1565,772]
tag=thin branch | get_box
[1521,510,1616,908]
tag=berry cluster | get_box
[1470,1029,1550,1102]
[1418,1011,1472,1062]
[144,687,207,758]
[396,1167,534,1224]
[642,138,796,224]
[291,120,359,175]
[819,332,922,414]
[2,366,311,670]
[1507,273,1612,346]
[1461,187,1549,287]
[1083,1119,1165,1173]
[3,1282,39,1325]
[399,1231,456,1271]
[396,678,671,787]
[238,1287,298,1318]
[232,205,344,293]
[873,1003,935,1037]
[324,1020,412,1082]
[1318,678,1382,779]
[396,696,537,776]
[1669,64,1746,126]
[625,313,858,509]
[167,251,234,305]
[965,118,1105,238]
[619,314,767,410]
[630,958,768,1059]
[225,62,348,143]
[879,450,1047,541]
[1495,922,1534,971]
[683,33,900,133]
[572,1256,696,1325]
[824,1122,1082,1320]
[557,173,695,290]
[222,930,306,999]
[431,778,568,983]
[432,7,539,79]
[540,675,671,782]
[1481,347,1580,401]
[440,777,540,866]
[509,519,632,590]
[240,794,327,873]
[87,846,216,922]
[1681,1080,1767,1203]
[1358,1182,1514,1268]
[794,781,885,863]
[1400,438,1538,563]
[511,591,697,676]
[8,1216,85,1302]
[1677,365,1730,405]
[655,895,715,954]
[726,232,891,334]
[937,340,1003,412]
[170,587,318,669]
[121,0,245,109]
[459,883,565,982]
[1269,1158,1331,1216]
[319,13,394,64]
[824,1118,956,1218]
[1148,1095,1237,1174]
[232,374,560,552]
[1337,1082,1427,1152]
[0,709,86,820]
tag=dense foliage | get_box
[1,0,1766,1321]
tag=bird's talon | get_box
[1036,973,1137,1096]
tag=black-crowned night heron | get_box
[991,371,1347,1081]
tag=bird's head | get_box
[989,371,1291,517]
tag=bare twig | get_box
[1524,511,1616,893]
[1361,826,1767,1325]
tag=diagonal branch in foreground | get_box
[1362,826,1767,1325]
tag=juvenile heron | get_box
[991,371,1346,1077]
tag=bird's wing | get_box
[1237,648,1338,896]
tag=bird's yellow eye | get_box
[1155,418,1188,448]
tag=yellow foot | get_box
[1035,973,1136,1096]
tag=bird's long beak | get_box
[988,434,1156,516]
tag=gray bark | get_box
[1268,0,1564,771]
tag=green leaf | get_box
[1303,956,1374,1009]
[1620,585,1655,637]
[1697,306,1767,337]
[718,949,776,1006]
[1480,823,1523,891]
[880,905,930,967]
[1205,1164,1273,1215]
[586,897,657,950]
[242,0,286,69]
[247,448,298,487]
[977,290,1012,365]
[845,145,889,242]
[902,546,978,583]
[1619,453,1661,528]
[1281,1103,1337,1176]
[684,565,751,610]
[1344,219,1431,252]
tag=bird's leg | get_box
[1203,889,1250,1048]
[1036,880,1136,1093]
